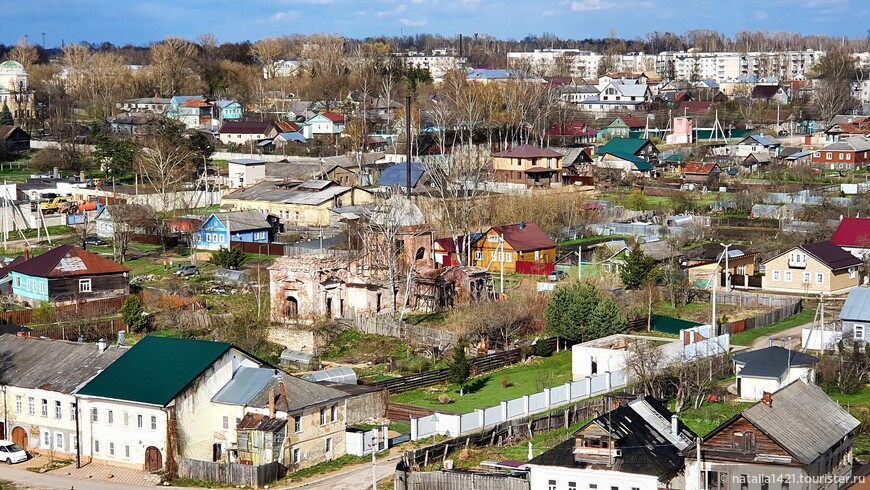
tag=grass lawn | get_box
[0,158,34,183]
[729,308,815,346]
[390,350,573,413]
[675,400,750,437]
[824,385,870,458]
[19,225,73,240]
[321,329,412,363]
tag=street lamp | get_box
[369,434,379,490]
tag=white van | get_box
[0,440,27,464]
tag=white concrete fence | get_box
[408,368,627,441]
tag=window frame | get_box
[78,278,92,293]
[816,272,824,284]
[855,324,865,341]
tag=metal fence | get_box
[397,471,529,490]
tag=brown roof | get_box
[616,114,646,128]
[682,162,719,174]
[0,125,28,140]
[274,121,301,132]
[220,121,275,134]
[493,144,563,159]
[800,240,862,271]
[180,98,212,108]
[9,245,130,278]
[488,222,556,252]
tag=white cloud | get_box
[571,0,616,11]
[269,10,300,22]
[399,18,428,26]
[755,10,768,19]
[376,4,406,18]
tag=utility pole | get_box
[405,95,412,199]
[500,235,505,296]
[370,434,379,490]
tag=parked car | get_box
[0,440,27,464]
[175,265,199,277]
[83,235,107,246]
[548,270,568,282]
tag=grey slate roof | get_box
[733,346,818,379]
[742,381,859,465]
[212,366,276,405]
[247,370,348,414]
[264,161,339,181]
[820,136,870,153]
[213,210,271,232]
[224,180,358,206]
[839,287,870,322]
[0,335,126,394]
[377,162,425,188]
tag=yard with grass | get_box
[823,385,870,459]
[675,399,751,436]
[390,349,573,413]
[729,307,815,346]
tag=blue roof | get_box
[171,95,203,105]
[212,367,276,405]
[377,162,426,187]
[213,99,239,108]
[467,69,517,80]
[278,132,307,143]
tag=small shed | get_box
[215,269,252,286]
[301,366,358,384]
[279,349,320,371]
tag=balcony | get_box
[788,259,807,269]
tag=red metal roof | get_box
[180,98,212,108]
[616,114,645,128]
[493,144,563,159]
[9,245,130,278]
[487,222,556,252]
[832,218,870,248]
[320,112,346,123]
[682,162,719,174]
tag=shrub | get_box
[210,247,247,269]
[536,339,553,358]
[501,376,511,388]
[120,295,150,333]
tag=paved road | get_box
[0,464,169,490]
[284,455,402,490]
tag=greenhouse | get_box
[279,349,320,371]
[301,366,357,385]
[214,268,252,286]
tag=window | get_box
[70,403,76,421]
[487,235,499,243]
[28,397,34,416]
[827,152,833,160]
[294,415,302,433]
[803,272,811,283]
[108,410,114,424]
[54,400,62,419]
[55,433,63,451]
[14,395,21,414]
[548,480,557,490]
[784,271,792,282]
[506,253,513,262]
[847,153,853,160]
[474,251,483,261]
[590,485,598,490]
[78,278,92,293]
[137,414,143,428]
[816,273,824,284]
[611,487,618,490]
[14,276,19,287]
[109,442,115,456]
[41,399,48,417]
[331,405,338,422]
[320,408,327,425]
[782,483,790,490]
[42,430,50,448]
[707,471,728,490]
[219,234,225,243]
[92,408,98,423]
[123,412,130,426]
[739,475,749,490]
[293,448,301,464]
[151,415,157,430]
[326,437,333,453]
[855,324,865,341]
[733,431,744,449]
[125,445,130,459]
[850,267,857,279]
[772,270,780,281]
[569,484,577,490]
[94,440,100,453]
[760,476,769,490]
[71,435,77,452]
[222,416,229,430]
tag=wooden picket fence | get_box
[177,458,285,488]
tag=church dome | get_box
[0,60,26,74]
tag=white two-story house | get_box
[0,335,126,459]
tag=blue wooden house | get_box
[214,100,243,123]
[194,211,278,251]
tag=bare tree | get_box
[150,36,199,96]
[251,37,287,80]
[811,46,858,124]
[624,338,668,397]
[8,37,39,72]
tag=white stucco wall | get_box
[572,345,628,380]
[2,387,79,457]
[77,398,168,469]
[527,463,660,490]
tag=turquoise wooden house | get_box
[214,100,243,123]
[7,245,130,303]
[194,211,277,251]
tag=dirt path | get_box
[748,322,814,351]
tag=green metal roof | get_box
[78,336,233,406]
[652,315,702,335]
[597,137,650,157]
[663,154,686,162]
[601,150,652,171]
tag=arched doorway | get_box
[284,297,298,319]
[145,446,163,472]
[11,427,27,449]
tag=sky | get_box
[3,0,868,47]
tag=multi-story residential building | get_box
[0,335,126,460]
[507,49,602,79]
[491,145,563,187]
[762,240,862,295]
[403,54,467,79]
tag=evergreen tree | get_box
[120,295,150,332]
[448,336,472,396]
[210,247,247,269]
[545,282,626,342]
[620,244,658,289]
[0,103,13,126]
[535,339,553,358]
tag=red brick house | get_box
[811,136,870,170]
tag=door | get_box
[0,422,4,440]
[11,427,27,449]
[145,446,163,472]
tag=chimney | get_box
[279,380,289,411]
[118,330,126,347]
[761,391,773,408]
[97,338,107,353]
[611,399,623,411]
[519,220,526,230]
[671,414,679,437]
[781,337,785,347]
[24,247,30,261]
[268,388,276,418]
